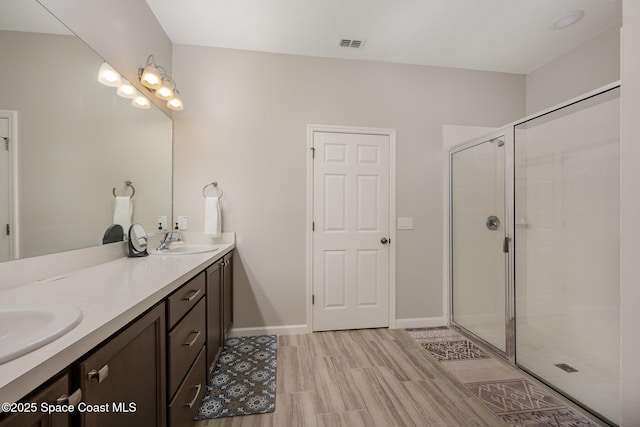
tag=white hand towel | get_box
[113,196,133,234]
[204,196,222,236]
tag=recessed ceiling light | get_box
[551,10,585,30]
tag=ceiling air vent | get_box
[339,38,365,49]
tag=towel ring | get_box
[113,180,135,199]
[203,182,223,199]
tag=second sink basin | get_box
[0,304,83,364]
[151,243,222,255]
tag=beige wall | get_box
[172,45,525,329]
[526,26,620,115]
[620,1,640,424]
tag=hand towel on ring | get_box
[204,196,222,236]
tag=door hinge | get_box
[503,237,510,253]
[312,294,315,305]
[311,147,315,159]
[2,137,7,151]
[312,221,315,231]
[5,224,9,236]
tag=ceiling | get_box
[145,0,621,74]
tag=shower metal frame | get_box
[447,81,621,425]
[448,128,515,363]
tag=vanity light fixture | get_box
[140,55,163,90]
[116,78,137,99]
[97,62,154,109]
[155,76,174,100]
[97,62,121,87]
[167,89,184,111]
[139,54,185,111]
[132,92,151,109]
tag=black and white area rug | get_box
[195,335,277,420]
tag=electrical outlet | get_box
[178,216,188,230]
[157,216,167,231]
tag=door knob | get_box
[381,237,389,245]
[486,216,500,231]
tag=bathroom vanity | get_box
[0,237,234,427]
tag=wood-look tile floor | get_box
[194,329,503,427]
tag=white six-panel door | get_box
[312,130,390,331]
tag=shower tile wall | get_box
[514,91,620,424]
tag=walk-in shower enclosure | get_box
[449,84,620,425]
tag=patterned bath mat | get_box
[419,339,489,361]
[195,335,277,420]
[406,327,489,361]
[466,379,600,426]
[405,328,601,426]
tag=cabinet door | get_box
[206,260,222,373]
[78,303,166,427]
[0,373,72,427]
[222,253,233,339]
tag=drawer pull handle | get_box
[184,330,201,347]
[184,384,202,408]
[88,364,109,383]
[56,389,82,406]
[183,288,201,302]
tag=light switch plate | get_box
[397,217,414,230]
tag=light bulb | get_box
[117,79,137,99]
[98,62,121,87]
[156,77,174,100]
[132,92,151,109]
[140,64,162,89]
[167,90,184,111]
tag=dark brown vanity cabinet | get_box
[222,253,233,339]
[0,372,76,427]
[205,259,223,372]
[206,251,234,373]
[1,250,234,427]
[77,303,166,427]
[166,273,206,427]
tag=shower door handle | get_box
[503,237,510,253]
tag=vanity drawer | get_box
[167,271,205,328]
[168,298,206,397]
[168,347,206,427]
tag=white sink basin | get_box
[0,304,83,364]
[151,243,222,255]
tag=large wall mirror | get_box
[0,0,172,262]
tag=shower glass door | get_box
[514,86,620,425]
[450,133,510,354]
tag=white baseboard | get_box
[229,318,446,337]
[394,317,446,329]
[229,324,310,337]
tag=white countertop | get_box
[0,236,235,404]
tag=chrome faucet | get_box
[156,229,181,251]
